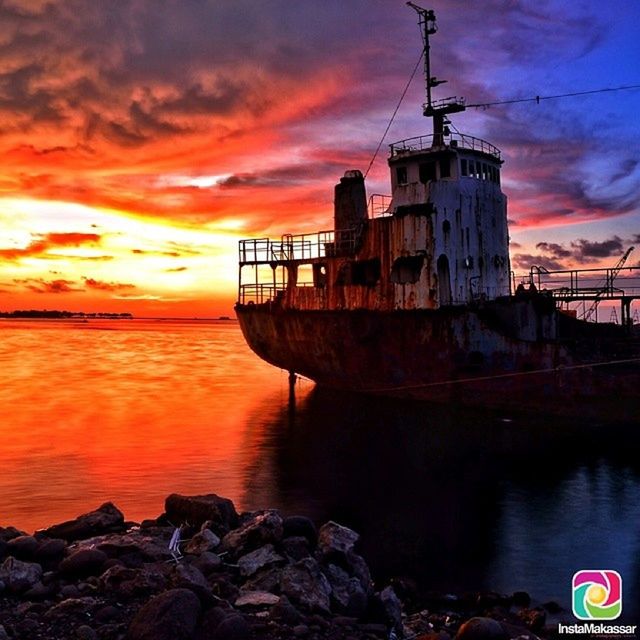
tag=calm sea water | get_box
[1,318,639,619]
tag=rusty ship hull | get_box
[236,301,640,418]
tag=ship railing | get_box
[238,284,285,305]
[528,265,640,300]
[239,227,360,265]
[389,132,501,161]
[368,194,393,218]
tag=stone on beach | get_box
[0,556,43,593]
[235,590,281,608]
[317,521,359,557]
[280,557,332,613]
[164,493,239,533]
[221,509,283,556]
[126,587,201,640]
[237,543,285,577]
[39,502,125,542]
[183,527,221,555]
[59,549,108,578]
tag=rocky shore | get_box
[0,494,557,640]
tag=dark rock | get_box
[317,521,359,558]
[235,590,280,607]
[213,614,251,640]
[280,557,331,613]
[45,596,99,619]
[220,510,283,556]
[165,493,239,534]
[95,604,121,623]
[324,563,367,617]
[0,526,25,542]
[183,528,221,555]
[237,543,284,577]
[40,503,125,542]
[24,580,55,599]
[293,624,309,637]
[127,587,201,640]
[269,595,302,625]
[241,565,282,593]
[191,551,222,575]
[171,562,210,593]
[35,538,68,566]
[100,564,168,597]
[6,535,39,560]
[282,536,311,561]
[59,549,108,578]
[194,606,229,640]
[512,591,531,607]
[0,624,8,640]
[0,556,43,593]
[380,586,403,632]
[283,516,317,545]
[61,584,82,598]
[346,552,372,594]
[455,617,508,640]
[95,530,174,563]
[76,624,98,640]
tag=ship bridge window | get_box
[390,255,425,284]
[419,161,436,183]
[461,159,468,176]
[439,157,451,179]
[396,166,408,185]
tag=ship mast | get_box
[407,3,466,145]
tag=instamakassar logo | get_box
[572,570,622,620]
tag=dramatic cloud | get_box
[15,278,82,294]
[513,235,631,272]
[0,0,638,314]
[0,233,101,261]
[82,277,136,292]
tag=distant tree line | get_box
[0,310,133,318]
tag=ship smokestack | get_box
[334,170,367,231]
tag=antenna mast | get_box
[406,3,466,144]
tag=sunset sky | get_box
[0,0,638,317]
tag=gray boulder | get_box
[237,543,284,577]
[280,557,331,613]
[183,528,220,555]
[0,556,43,593]
[317,521,359,557]
[221,510,283,556]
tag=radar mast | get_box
[407,3,466,145]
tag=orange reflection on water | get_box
[0,318,304,532]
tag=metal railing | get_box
[528,266,640,301]
[389,132,501,161]
[368,194,392,218]
[239,227,361,265]
[238,284,285,305]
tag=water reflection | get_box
[241,387,640,618]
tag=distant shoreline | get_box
[0,310,237,321]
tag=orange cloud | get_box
[0,232,101,261]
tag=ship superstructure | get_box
[234,5,640,417]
